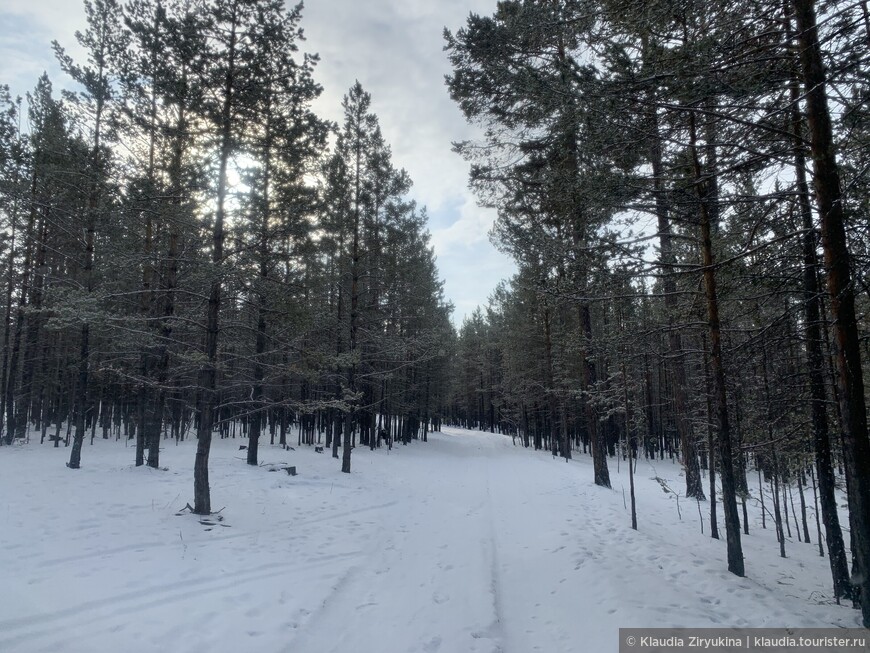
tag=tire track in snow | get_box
[476,475,506,653]
[284,439,509,653]
[0,552,361,650]
[282,505,402,653]
[35,499,399,569]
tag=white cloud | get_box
[430,199,497,254]
[1,1,87,68]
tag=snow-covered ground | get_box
[0,426,860,653]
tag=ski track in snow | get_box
[0,426,861,653]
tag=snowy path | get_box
[0,426,860,653]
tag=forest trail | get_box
[0,427,859,653]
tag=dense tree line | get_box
[444,0,870,623]
[0,0,452,514]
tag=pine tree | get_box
[54,0,126,469]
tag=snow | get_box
[0,427,860,653]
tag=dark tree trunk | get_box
[67,38,108,471]
[580,303,610,487]
[784,1,852,594]
[648,97,704,501]
[690,110,743,576]
[703,341,719,540]
[248,99,273,467]
[68,167,100,468]
[0,206,16,446]
[793,0,870,621]
[542,303,561,459]
[149,64,187,470]
[622,362,637,530]
[343,101,364,475]
[195,6,238,513]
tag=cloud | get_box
[303,0,486,208]
[435,235,515,325]
[430,198,497,254]
[0,10,76,95]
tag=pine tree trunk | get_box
[0,208,15,446]
[648,96,704,501]
[68,49,106,470]
[622,362,637,530]
[136,11,162,468]
[248,101,273,467]
[703,341,720,539]
[341,95,367,474]
[149,67,187,470]
[772,455,787,559]
[784,4,852,592]
[690,110,743,576]
[580,303,610,487]
[542,303,561,458]
[793,0,870,621]
[195,7,238,512]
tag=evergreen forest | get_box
[2,0,870,634]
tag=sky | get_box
[0,0,515,324]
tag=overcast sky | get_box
[0,0,515,324]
